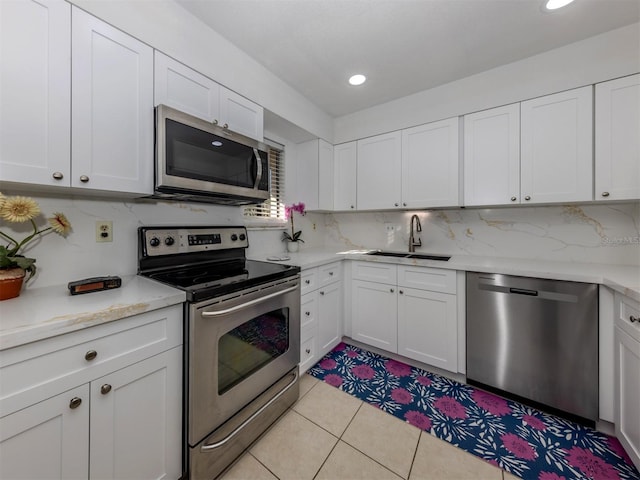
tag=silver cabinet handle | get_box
[630,315,639,323]
[602,192,610,197]
[202,285,299,317]
[85,350,97,361]
[79,175,89,183]
[52,171,64,180]
[510,196,517,202]
[101,384,112,395]
[524,195,531,201]
[69,397,82,409]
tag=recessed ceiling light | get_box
[544,0,575,10]
[349,74,366,86]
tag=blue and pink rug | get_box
[308,342,640,480]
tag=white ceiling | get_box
[176,0,640,118]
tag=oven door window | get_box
[218,307,289,394]
[165,119,265,189]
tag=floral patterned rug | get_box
[308,342,640,480]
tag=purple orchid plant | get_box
[282,202,306,243]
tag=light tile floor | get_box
[219,374,519,480]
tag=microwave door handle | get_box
[253,148,263,189]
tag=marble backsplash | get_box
[321,203,640,266]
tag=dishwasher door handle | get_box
[509,287,538,296]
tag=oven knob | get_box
[149,237,160,247]
[165,236,175,246]
[239,234,246,241]
[231,234,238,241]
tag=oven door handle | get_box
[201,284,299,317]
[200,369,298,451]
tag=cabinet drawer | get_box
[300,268,318,295]
[300,337,317,373]
[318,262,342,287]
[351,261,397,284]
[616,293,640,342]
[0,305,182,417]
[301,293,318,334]
[398,266,456,294]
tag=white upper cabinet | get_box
[595,74,640,201]
[154,51,220,122]
[219,86,264,141]
[0,0,71,187]
[520,86,593,204]
[296,138,333,211]
[463,104,520,206]
[357,131,402,210]
[72,7,154,194]
[155,52,264,141]
[333,142,357,211]
[401,117,459,208]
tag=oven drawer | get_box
[301,269,318,295]
[318,262,342,287]
[0,305,182,417]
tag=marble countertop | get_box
[0,275,186,351]
[249,248,640,302]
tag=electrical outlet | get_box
[96,221,113,243]
[384,223,395,232]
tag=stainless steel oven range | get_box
[138,226,300,479]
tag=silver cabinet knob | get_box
[630,315,639,323]
[329,271,334,276]
[69,397,82,409]
[399,290,404,294]
[350,205,355,209]
[305,311,310,316]
[403,203,407,207]
[223,123,229,129]
[100,384,112,395]
[320,291,325,296]
[79,175,89,183]
[524,195,531,201]
[510,196,517,202]
[85,350,97,361]
[602,192,610,197]
[52,171,64,180]
[394,203,399,207]
[390,288,394,293]
[213,119,219,125]
[305,348,311,354]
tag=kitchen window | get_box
[244,140,286,221]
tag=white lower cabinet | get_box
[0,306,183,479]
[614,292,640,470]
[350,261,458,373]
[299,262,343,372]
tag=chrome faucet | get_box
[409,214,422,252]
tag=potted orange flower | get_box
[0,193,72,300]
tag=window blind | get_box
[243,140,285,220]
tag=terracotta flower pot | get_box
[0,267,26,300]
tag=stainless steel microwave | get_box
[154,105,270,205]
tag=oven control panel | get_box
[140,226,248,256]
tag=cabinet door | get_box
[357,131,402,210]
[89,347,182,480]
[520,86,593,204]
[219,86,264,141]
[402,118,459,208]
[0,385,89,480]
[463,104,520,206]
[595,74,640,201]
[333,142,357,210]
[318,139,335,210]
[0,0,70,187]
[351,280,397,352]
[71,7,153,194]
[296,140,320,210]
[615,327,640,470]
[154,51,220,122]
[397,287,457,372]
[318,281,342,357]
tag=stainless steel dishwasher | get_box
[466,272,598,423]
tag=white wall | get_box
[334,22,640,143]
[69,0,333,143]
[319,203,640,266]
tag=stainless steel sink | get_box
[366,251,450,261]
